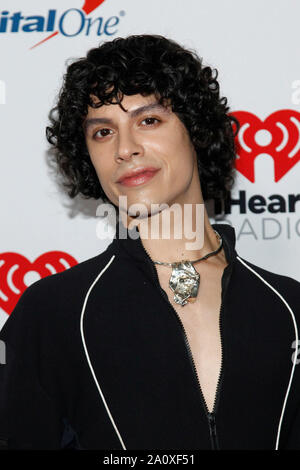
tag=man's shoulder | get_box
[11,240,118,320]
[236,255,300,286]
[235,255,300,310]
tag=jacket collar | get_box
[112,219,238,265]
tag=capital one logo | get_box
[0,252,78,315]
[230,110,300,182]
[0,0,124,49]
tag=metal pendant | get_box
[169,261,200,306]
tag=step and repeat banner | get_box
[0,0,299,328]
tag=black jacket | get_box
[0,222,300,450]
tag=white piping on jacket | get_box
[80,252,298,450]
[79,254,127,450]
[236,256,299,450]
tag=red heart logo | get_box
[230,110,300,182]
[0,252,78,315]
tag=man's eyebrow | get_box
[83,103,170,133]
[129,103,171,118]
[83,117,113,132]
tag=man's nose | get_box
[114,131,144,162]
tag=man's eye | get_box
[94,128,112,139]
[141,117,160,126]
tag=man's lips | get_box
[117,168,160,187]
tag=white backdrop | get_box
[0,0,299,328]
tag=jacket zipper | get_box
[207,412,219,450]
[138,239,231,450]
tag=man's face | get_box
[84,93,200,218]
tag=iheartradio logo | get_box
[230,110,300,182]
[0,251,77,315]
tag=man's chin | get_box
[117,199,169,228]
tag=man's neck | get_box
[123,203,225,266]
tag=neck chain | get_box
[153,230,223,307]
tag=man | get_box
[0,35,299,450]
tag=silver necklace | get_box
[153,230,223,307]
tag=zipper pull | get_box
[208,412,219,450]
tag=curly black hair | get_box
[46,34,239,203]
